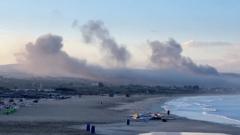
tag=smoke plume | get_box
[78,20,131,66]
[16,34,100,79]
[149,39,219,75]
[14,33,235,87]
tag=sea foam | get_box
[163,95,240,127]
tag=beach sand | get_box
[0,95,153,135]
[0,95,151,122]
[0,95,240,135]
[87,117,240,135]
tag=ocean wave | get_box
[162,95,240,127]
[202,111,240,125]
[202,107,217,112]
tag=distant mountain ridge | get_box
[0,64,34,78]
[0,64,240,88]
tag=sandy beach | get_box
[0,95,240,135]
[88,116,240,135]
[0,95,153,122]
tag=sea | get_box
[162,95,240,127]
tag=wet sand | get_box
[0,95,240,135]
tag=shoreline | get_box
[83,94,240,135]
[162,94,240,128]
[0,94,239,135]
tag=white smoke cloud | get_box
[16,34,98,79]
[149,39,219,75]
[14,31,239,87]
[182,40,240,73]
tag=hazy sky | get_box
[0,0,240,73]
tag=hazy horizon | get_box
[0,0,240,86]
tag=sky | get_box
[0,0,240,73]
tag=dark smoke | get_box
[149,39,219,75]
[78,20,131,66]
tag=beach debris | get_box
[2,105,17,115]
[130,112,151,121]
[9,99,14,103]
[33,99,39,103]
[162,118,167,122]
[130,112,140,120]
[19,99,23,102]
[150,113,163,120]
[130,111,173,122]
[55,95,71,100]
[125,93,131,98]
